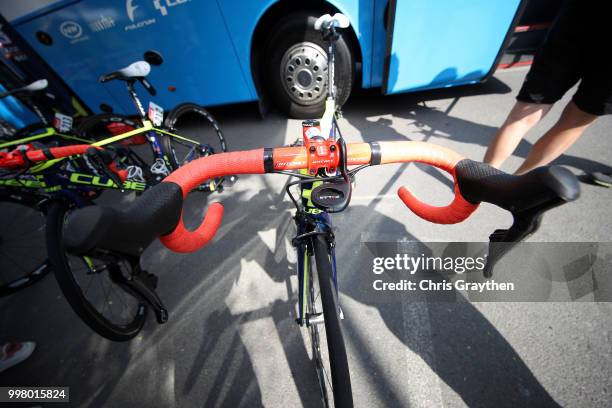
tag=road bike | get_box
[0,79,116,296]
[0,61,227,300]
[38,60,227,190]
[53,14,580,407]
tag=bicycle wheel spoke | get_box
[71,255,134,325]
[105,279,118,321]
[323,364,334,394]
[98,276,110,317]
[2,250,28,274]
[83,273,95,296]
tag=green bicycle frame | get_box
[0,126,92,150]
[29,120,200,172]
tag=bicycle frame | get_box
[0,168,143,221]
[0,126,93,150]
[0,166,147,192]
[27,120,201,174]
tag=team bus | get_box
[0,0,524,124]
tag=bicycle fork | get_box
[293,213,343,328]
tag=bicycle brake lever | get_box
[85,147,124,191]
[483,222,539,278]
[483,199,564,278]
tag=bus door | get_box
[383,0,524,95]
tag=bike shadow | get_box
[332,203,562,407]
[140,175,324,407]
[327,93,561,404]
[129,109,326,406]
[157,162,561,406]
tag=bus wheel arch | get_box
[251,2,361,118]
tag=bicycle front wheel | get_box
[0,195,50,296]
[308,234,353,407]
[46,201,147,341]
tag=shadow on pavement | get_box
[0,79,589,407]
[334,205,561,407]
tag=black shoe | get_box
[590,172,612,187]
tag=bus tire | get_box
[263,12,354,119]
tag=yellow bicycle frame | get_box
[29,120,200,172]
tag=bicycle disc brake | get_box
[150,158,170,176]
[126,165,146,182]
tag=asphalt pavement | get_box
[1,66,611,407]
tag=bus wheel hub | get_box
[281,42,328,104]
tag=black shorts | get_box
[516,0,612,116]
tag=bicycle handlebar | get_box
[61,139,580,278]
[0,144,95,169]
[0,144,127,186]
[159,141,479,252]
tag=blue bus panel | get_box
[1,0,522,123]
[385,0,521,94]
[11,0,254,115]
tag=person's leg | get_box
[514,100,597,174]
[484,101,553,168]
[484,0,580,170]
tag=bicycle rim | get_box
[308,235,353,407]
[162,103,226,168]
[0,198,50,296]
[47,201,147,341]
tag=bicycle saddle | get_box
[99,61,156,95]
[0,79,48,99]
[314,13,350,31]
[100,61,151,83]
